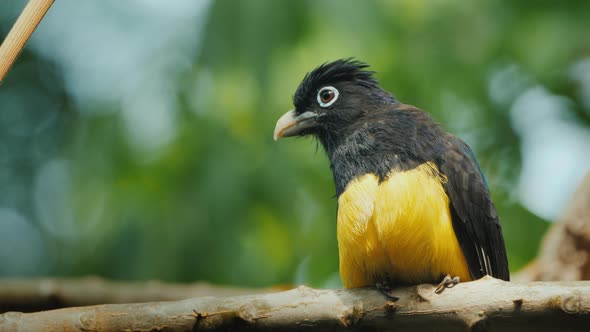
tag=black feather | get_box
[439,136,510,280]
[293,58,380,112]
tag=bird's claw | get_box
[434,274,460,294]
[376,281,399,301]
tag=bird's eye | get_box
[317,86,339,107]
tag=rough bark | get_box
[0,276,280,313]
[514,172,590,282]
[1,277,589,332]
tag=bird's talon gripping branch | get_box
[376,282,400,301]
[434,275,460,294]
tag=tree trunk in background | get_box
[514,171,590,281]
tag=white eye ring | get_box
[317,86,339,107]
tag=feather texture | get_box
[337,163,471,287]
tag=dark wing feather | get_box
[439,135,509,281]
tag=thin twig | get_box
[0,0,55,83]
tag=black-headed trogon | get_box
[273,59,509,288]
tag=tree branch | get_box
[1,277,589,332]
[0,276,279,313]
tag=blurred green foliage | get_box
[1,0,589,287]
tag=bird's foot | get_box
[434,274,460,294]
[376,281,399,301]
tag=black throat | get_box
[318,107,445,197]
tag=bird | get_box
[273,59,509,292]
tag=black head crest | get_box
[293,58,379,110]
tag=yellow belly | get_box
[337,162,471,288]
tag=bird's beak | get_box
[273,110,319,141]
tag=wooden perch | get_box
[1,277,589,332]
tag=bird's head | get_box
[273,59,395,144]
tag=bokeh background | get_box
[0,0,589,288]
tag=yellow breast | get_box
[337,162,471,288]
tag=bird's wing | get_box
[439,135,510,281]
